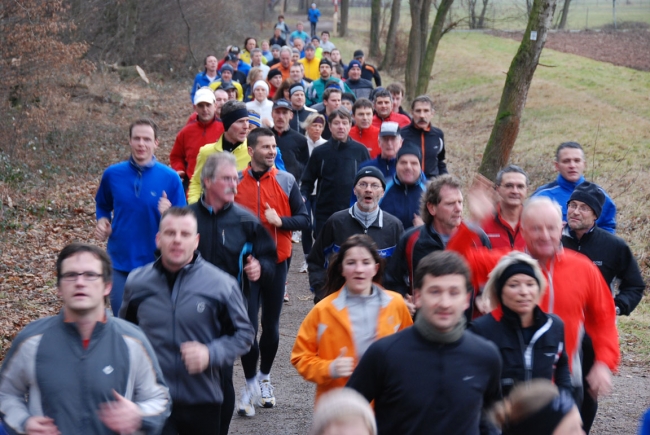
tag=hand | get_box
[329,347,355,379]
[467,174,496,223]
[586,361,613,398]
[25,416,60,435]
[97,390,143,434]
[262,118,273,128]
[176,170,186,180]
[158,191,172,215]
[264,202,282,227]
[94,217,112,241]
[412,214,424,228]
[404,294,416,316]
[244,255,262,282]
[180,341,210,374]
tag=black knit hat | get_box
[568,181,605,218]
[397,143,422,164]
[354,166,386,190]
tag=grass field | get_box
[333,30,650,361]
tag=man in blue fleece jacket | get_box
[95,118,186,316]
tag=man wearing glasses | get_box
[95,118,186,316]
[188,151,277,434]
[0,243,170,435]
[307,166,404,303]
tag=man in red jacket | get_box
[170,88,225,189]
[234,127,309,417]
[349,98,380,158]
[448,196,619,410]
[371,89,410,129]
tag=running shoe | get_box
[291,231,301,243]
[259,379,276,408]
[299,261,308,273]
[237,383,260,417]
[284,290,290,303]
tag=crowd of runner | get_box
[0,13,647,435]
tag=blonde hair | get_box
[301,112,326,131]
[489,380,560,429]
[310,388,377,435]
[483,251,546,311]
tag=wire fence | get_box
[347,0,650,31]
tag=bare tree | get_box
[469,0,491,28]
[405,0,433,100]
[370,0,382,57]
[340,0,350,36]
[478,0,558,180]
[556,0,571,29]
[380,0,402,69]
[415,0,455,95]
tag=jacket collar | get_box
[556,174,585,190]
[200,196,233,215]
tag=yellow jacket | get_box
[240,50,268,66]
[291,286,412,402]
[299,57,321,82]
[188,138,250,203]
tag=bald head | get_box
[520,197,563,263]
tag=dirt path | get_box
[227,249,650,434]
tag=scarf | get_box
[351,203,379,229]
[414,312,466,344]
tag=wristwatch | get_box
[615,306,621,316]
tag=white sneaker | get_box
[291,231,301,243]
[259,379,276,408]
[284,290,290,303]
[299,261,308,273]
[237,383,260,417]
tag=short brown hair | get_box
[328,108,352,124]
[386,82,405,97]
[57,243,112,285]
[352,98,373,115]
[129,118,158,140]
[411,95,435,111]
[323,87,342,102]
[413,251,471,293]
[419,174,462,226]
[159,207,197,231]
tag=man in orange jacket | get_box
[448,196,619,410]
[234,127,309,417]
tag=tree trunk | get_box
[340,0,350,36]
[405,0,425,100]
[370,0,382,57]
[469,0,478,28]
[419,0,433,63]
[478,0,558,180]
[416,0,454,95]
[557,0,571,29]
[477,0,490,28]
[380,0,402,69]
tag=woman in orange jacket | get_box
[291,234,413,403]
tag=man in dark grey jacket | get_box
[120,207,254,435]
[0,243,170,435]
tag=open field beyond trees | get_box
[1,14,649,434]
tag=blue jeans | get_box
[110,269,130,316]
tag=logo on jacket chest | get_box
[197,302,206,313]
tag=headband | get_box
[503,390,575,435]
[312,116,325,125]
[253,80,269,92]
[495,262,539,303]
[222,108,249,131]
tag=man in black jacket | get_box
[301,108,370,238]
[270,99,310,182]
[348,251,502,435]
[400,95,448,180]
[288,83,316,135]
[188,152,277,434]
[561,181,643,434]
[308,166,404,303]
[121,207,254,435]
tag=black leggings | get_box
[162,403,221,435]
[241,260,288,379]
[580,334,598,434]
[220,364,234,434]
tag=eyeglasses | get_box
[567,202,593,214]
[60,271,103,281]
[357,182,383,191]
[218,176,239,184]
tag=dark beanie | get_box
[397,143,422,164]
[354,166,386,190]
[568,181,605,218]
[319,58,333,68]
[495,262,539,303]
[267,68,283,80]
